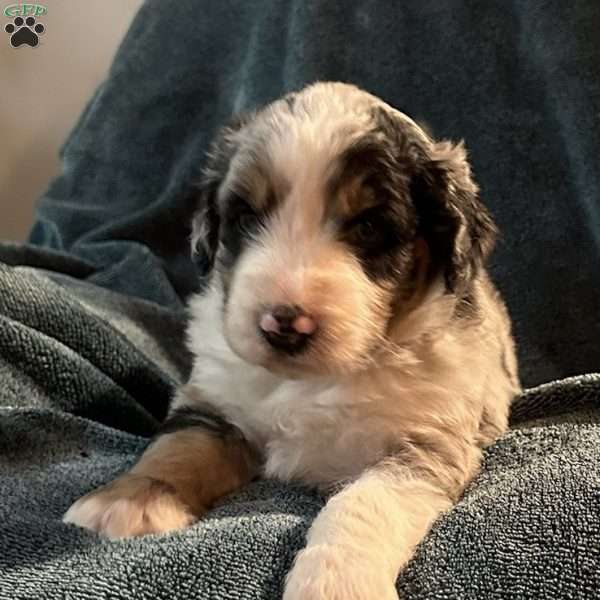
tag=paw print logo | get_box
[5,16,45,47]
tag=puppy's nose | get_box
[259,305,316,354]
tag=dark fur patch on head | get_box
[329,121,419,286]
[367,105,497,297]
[218,193,267,270]
[193,89,496,310]
[334,166,416,283]
[410,143,497,294]
[192,196,220,276]
[191,114,255,276]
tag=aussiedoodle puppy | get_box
[64,82,520,600]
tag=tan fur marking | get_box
[63,430,258,538]
[131,430,257,514]
[330,174,378,220]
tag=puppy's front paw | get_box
[63,474,196,539]
[283,545,399,600]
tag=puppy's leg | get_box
[283,461,457,600]
[64,393,258,539]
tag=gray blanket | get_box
[1,0,600,598]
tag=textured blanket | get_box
[1,0,600,598]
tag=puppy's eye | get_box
[226,194,261,234]
[345,209,386,248]
[352,219,379,244]
[236,211,259,234]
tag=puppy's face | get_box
[193,83,495,377]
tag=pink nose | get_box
[259,312,316,335]
[258,305,317,354]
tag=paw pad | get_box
[4,16,45,48]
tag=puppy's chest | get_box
[192,360,398,487]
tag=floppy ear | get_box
[191,194,220,276]
[411,140,497,294]
[191,114,252,276]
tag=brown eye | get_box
[353,219,379,244]
[347,210,385,249]
[342,205,402,260]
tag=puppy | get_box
[64,82,520,599]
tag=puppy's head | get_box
[192,82,496,377]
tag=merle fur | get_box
[192,99,496,306]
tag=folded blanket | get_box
[2,0,600,598]
[0,258,598,599]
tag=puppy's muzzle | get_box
[259,305,316,355]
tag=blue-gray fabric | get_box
[1,1,599,598]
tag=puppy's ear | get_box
[411,140,497,294]
[191,197,220,276]
[191,114,252,275]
